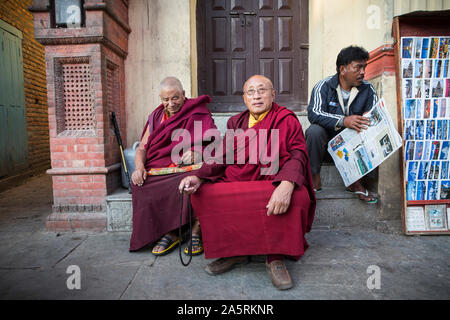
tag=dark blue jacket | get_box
[307,73,378,137]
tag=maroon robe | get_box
[191,103,316,260]
[129,95,217,251]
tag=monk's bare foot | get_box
[312,174,322,192]
[345,180,377,204]
[152,231,179,255]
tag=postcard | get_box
[407,161,419,181]
[416,182,427,201]
[402,37,413,58]
[429,38,439,59]
[432,79,444,98]
[413,79,422,99]
[418,161,429,180]
[423,141,431,160]
[421,38,430,59]
[441,181,450,200]
[406,206,426,231]
[414,59,424,78]
[440,141,449,160]
[446,79,450,98]
[438,38,449,59]
[405,141,415,161]
[402,59,414,78]
[414,37,423,59]
[441,161,449,180]
[434,59,442,78]
[425,204,447,230]
[439,99,446,118]
[424,80,431,99]
[431,141,440,160]
[426,120,435,140]
[404,119,414,140]
[423,59,433,78]
[403,79,413,98]
[414,141,423,160]
[407,181,417,200]
[415,120,424,140]
[426,181,438,201]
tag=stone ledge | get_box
[46,211,107,232]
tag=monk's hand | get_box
[180,150,202,165]
[179,175,203,195]
[343,115,370,133]
[266,180,295,216]
[131,167,147,187]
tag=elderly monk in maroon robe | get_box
[130,77,217,255]
[178,75,316,290]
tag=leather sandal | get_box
[184,235,204,256]
[152,235,180,256]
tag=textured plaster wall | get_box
[125,0,192,146]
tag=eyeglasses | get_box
[244,87,273,97]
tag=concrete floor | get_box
[0,174,449,300]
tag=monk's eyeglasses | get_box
[244,87,273,97]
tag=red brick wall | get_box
[0,0,50,182]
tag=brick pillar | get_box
[29,0,130,231]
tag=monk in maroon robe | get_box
[179,75,316,290]
[130,77,217,255]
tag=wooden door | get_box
[0,21,28,177]
[197,0,308,112]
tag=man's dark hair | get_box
[336,46,369,74]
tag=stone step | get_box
[313,186,378,229]
[106,184,378,232]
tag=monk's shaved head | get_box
[243,75,273,91]
[160,76,184,93]
[243,75,276,120]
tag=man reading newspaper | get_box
[306,46,378,203]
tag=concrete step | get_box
[106,181,378,233]
[313,186,378,229]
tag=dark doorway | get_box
[197,0,309,112]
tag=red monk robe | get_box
[191,102,316,260]
[129,95,217,251]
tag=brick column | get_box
[29,0,130,231]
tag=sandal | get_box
[345,188,378,204]
[152,235,180,256]
[184,235,204,256]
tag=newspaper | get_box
[327,98,403,187]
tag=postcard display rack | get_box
[394,13,450,235]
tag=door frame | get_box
[194,0,309,113]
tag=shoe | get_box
[184,235,204,256]
[152,235,180,256]
[345,188,378,204]
[205,256,249,275]
[265,260,293,290]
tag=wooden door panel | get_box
[212,0,227,10]
[198,0,308,112]
[231,17,246,52]
[0,24,28,176]
[258,0,274,10]
[212,18,227,52]
[213,59,227,95]
[231,59,247,95]
[278,17,292,51]
[278,0,292,10]
[259,17,274,52]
